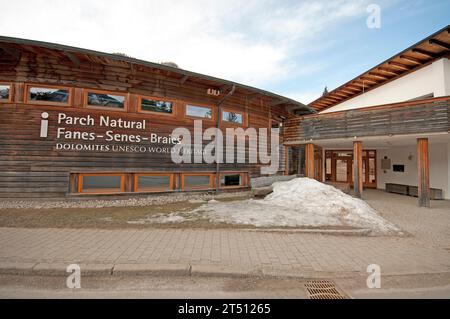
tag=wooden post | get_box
[353,141,363,198]
[417,138,430,207]
[305,143,315,178]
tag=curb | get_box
[0,262,449,280]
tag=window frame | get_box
[219,172,247,189]
[221,107,246,126]
[84,89,128,112]
[0,82,12,103]
[78,173,125,194]
[25,83,72,106]
[185,103,216,122]
[138,95,176,116]
[134,173,174,192]
[181,173,215,191]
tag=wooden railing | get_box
[283,97,450,142]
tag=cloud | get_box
[0,0,370,87]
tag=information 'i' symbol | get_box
[40,112,49,138]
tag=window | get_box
[220,173,244,188]
[182,173,214,190]
[86,90,126,110]
[140,97,173,114]
[135,174,173,192]
[222,110,243,124]
[27,85,70,105]
[186,104,212,119]
[79,174,124,194]
[0,84,10,102]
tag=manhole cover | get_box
[305,280,346,299]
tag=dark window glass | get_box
[87,92,125,109]
[0,85,10,100]
[222,111,243,124]
[29,87,69,103]
[393,165,405,172]
[141,99,173,114]
[138,175,171,190]
[221,174,241,187]
[184,175,211,188]
[82,175,122,192]
[186,105,212,119]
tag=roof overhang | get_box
[0,35,316,115]
[308,25,450,112]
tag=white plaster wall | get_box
[322,58,450,113]
[377,143,450,200]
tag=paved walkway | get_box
[0,190,449,277]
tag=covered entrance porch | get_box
[285,133,450,206]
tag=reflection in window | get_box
[221,174,241,187]
[87,92,125,109]
[29,87,69,103]
[222,111,243,124]
[186,105,212,119]
[141,98,173,114]
[0,85,10,100]
[183,175,212,189]
[137,175,171,191]
[81,175,122,193]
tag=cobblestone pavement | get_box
[0,190,449,277]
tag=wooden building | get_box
[0,36,314,199]
[284,26,450,207]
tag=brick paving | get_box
[0,190,449,276]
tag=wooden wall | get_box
[0,48,289,198]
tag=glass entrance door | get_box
[336,158,351,183]
[325,150,377,188]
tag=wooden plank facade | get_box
[0,38,313,198]
[284,97,450,143]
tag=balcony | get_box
[284,97,450,143]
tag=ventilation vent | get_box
[305,280,346,299]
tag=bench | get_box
[385,183,443,200]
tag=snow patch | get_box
[133,178,401,235]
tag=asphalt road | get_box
[1,274,449,299]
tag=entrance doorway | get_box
[286,144,322,180]
[325,150,377,188]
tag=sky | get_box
[0,0,448,104]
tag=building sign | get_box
[41,112,181,154]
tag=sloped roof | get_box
[309,25,450,112]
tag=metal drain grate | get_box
[305,280,346,299]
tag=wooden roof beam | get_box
[246,93,261,103]
[388,61,411,71]
[0,43,21,59]
[180,75,189,84]
[332,91,351,98]
[340,87,360,94]
[358,77,379,85]
[399,54,423,64]
[412,48,438,58]
[378,67,401,76]
[368,72,390,80]
[268,99,286,107]
[429,39,450,50]
[63,52,80,68]
[321,96,342,103]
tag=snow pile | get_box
[141,178,401,235]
